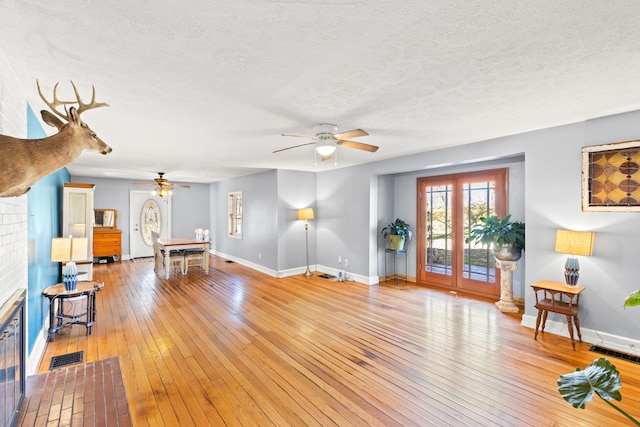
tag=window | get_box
[228,192,242,238]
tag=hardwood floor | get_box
[35,256,640,426]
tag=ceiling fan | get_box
[133,172,190,197]
[273,124,379,164]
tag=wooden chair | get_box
[151,231,184,277]
[181,228,207,274]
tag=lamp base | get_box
[564,257,580,286]
[303,268,313,278]
[63,261,79,291]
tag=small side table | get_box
[385,249,407,285]
[42,281,104,342]
[531,280,584,350]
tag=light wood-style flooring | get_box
[34,256,640,426]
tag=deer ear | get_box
[68,107,82,127]
[40,110,64,130]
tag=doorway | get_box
[417,168,507,298]
[129,191,171,259]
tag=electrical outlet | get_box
[338,256,342,264]
[344,259,348,266]
[258,252,262,259]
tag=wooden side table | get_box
[42,281,104,341]
[531,280,584,350]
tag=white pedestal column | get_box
[494,258,519,313]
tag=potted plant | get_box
[464,214,525,261]
[381,218,413,251]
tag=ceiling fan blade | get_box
[333,129,368,140]
[273,142,317,153]
[132,182,157,185]
[170,184,191,188]
[281,133,317,140]
[320,154,333,161]
[337,139,379,152]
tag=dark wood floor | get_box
[32,256,640,426]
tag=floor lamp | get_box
[298,208,315,278]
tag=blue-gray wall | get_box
[211,170,279,271]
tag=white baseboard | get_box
[27,326,48,376]
[213,251,278,277]
[211,252,379,285]
[521,313,640,356]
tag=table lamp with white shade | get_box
[51,237,88,291]
[555,229,594,286]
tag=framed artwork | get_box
[582,140,640,211]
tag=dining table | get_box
[157,238,210,279]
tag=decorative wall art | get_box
[582,140,640,211]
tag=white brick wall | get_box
[0,46,28,307]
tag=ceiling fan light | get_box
[316,145,336,156]
[151,189,158,196]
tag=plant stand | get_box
[494,258,519,313]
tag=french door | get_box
[417,168,507,297]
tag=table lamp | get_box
[298,207,315,278]
[51,237,88,291]
[555,229,594,286]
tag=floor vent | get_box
[318,274,335,279]
[49,351,84,370]
[132,257,153,263]
[590,345,640,364]
[225,260,235,263]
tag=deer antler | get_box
[36,79,109,121]
[36,79,76,121]
[69,81,109,115]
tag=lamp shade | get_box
[51,238,72,262]
[555,229,594,256]
[70,238,89,261]
[51,237,88,262]
[297,208,315,221]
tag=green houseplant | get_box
[464,214,525,261]
[556,293,640,425]
[381,218,413,250]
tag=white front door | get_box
[129,191,171,258]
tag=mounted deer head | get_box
[0,80,112,197]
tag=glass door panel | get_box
[462,180,496,282]
[419,179,454,287]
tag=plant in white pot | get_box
[381,218,413,251]
[465,214,525,261]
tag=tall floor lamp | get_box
[298,208,315,278]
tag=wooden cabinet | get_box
[93,208,121,261]
[93,229,122,260]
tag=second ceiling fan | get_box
[274,123,379,163]
[133,172,190,197]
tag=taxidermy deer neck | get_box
[0,80,112,197]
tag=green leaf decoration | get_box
[557,358,622,409]
[624,290,640,308]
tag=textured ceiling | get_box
[1,1,640,183]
